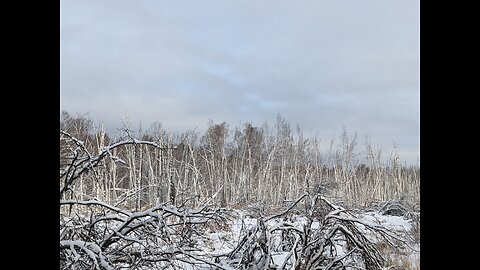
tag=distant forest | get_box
[60,111,419,211]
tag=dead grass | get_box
[376,241,420,270]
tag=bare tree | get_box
[60,117,418,269]
[60,129,233,269]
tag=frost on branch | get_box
[60,130,231,269]
[59,130,414,269]
[60,199,230,269]
[220,194,411,270]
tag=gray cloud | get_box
[61,0,419,164]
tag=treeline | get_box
[60,111,419,210]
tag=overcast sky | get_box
[60,0,419,165]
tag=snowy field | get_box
[195,209,420,269]
[61,199,420,269]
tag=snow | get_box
[271,252,290,267]
[359,211,412,231]
[208,232,235,254]
[62,205,419,269]
[187,208,419,269]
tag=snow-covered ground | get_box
[198,209,420,269]
[61,204,420,269]
[357,211,420,269]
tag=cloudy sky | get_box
[60,0,419,165]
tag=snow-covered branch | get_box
[60,199,230,269]
[59,131,176,199]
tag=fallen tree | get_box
[60,130,414,269]
[60,198,230,269]
[60,130,232,269]
[221,194,413,270]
